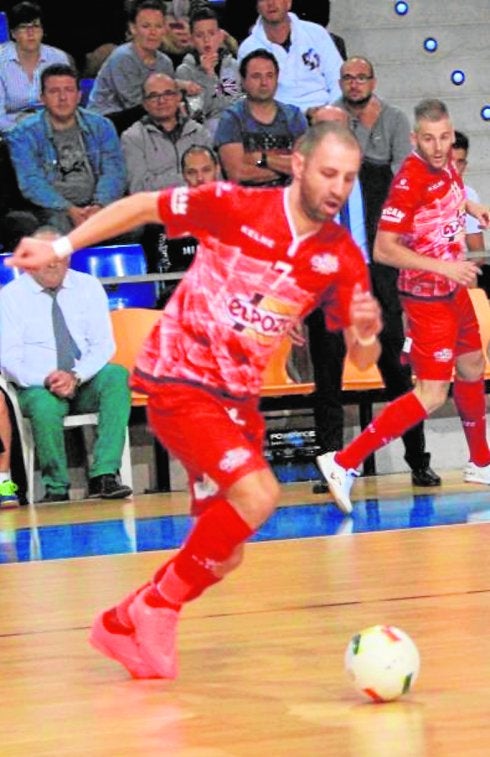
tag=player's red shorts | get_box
[401,287,482,380]
[142,379,269,515]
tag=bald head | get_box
[143,72,177,96]
[310,105,348,127]
[295,122,360,161]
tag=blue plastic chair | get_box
[0,12,9,43]
[0,253,23,287]
[70,244,157,309]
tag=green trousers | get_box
[18,364,131,494]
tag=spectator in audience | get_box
[335,56,412,249]
[334,55,440,488]
[0,228,133,504]
[0,1,69,133]
[6,64,126,237]
[290,0,346,60]
[238,0,342,114]
[87,0,201,134]
[309,95,441,492]
[181,143,219,187]
[214,49,307,186]
[122,72,212,271]
[121,72,212,193]
[452,131,485,254]
[176,7,242,138]
[305,105,367,488]
[159,9,193,67]
[452,131,488,297]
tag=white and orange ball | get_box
[345,625,420,702]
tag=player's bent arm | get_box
[466,198,490,229]
[66,192,162,253]
[374,230,444,273]
[344,327,381,371]
[343,285,382,370]
[374,229,481,285]
[9,192,162,269]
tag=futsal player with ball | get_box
[9,122,382,680]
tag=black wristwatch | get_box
[256,151,268,169]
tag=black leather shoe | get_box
[39,491,70,503]
[88,474,132,500]
[411,466,442,487]
[312,481,329,494]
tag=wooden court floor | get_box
[1,473,490,756]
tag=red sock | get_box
[115,582,150,629]
[336,392,428,471]
[453,378,490,466]
[154,499,254,606]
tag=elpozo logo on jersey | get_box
[228,295,292,337]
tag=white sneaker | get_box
[316,451,359,514]
[464,461,490,485]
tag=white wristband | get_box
[356,333,377,347]
[52,236,73,259]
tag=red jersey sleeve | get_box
[378,157,422,235]
[157,181,234,238]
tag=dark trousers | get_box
[307,263,429,470]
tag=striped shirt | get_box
[0,41,69,132]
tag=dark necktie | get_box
[45,287,81,371]
[339,201,351,231]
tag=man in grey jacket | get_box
[121,72,212,193]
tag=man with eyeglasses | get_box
[121,71,212,271]
[327,55,441,489]
[121,72,213,194]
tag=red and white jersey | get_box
[134,182,370,398]
[379,152,466,298]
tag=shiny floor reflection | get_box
[2,489,490,563]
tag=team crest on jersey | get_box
[310,253,339,275]
[433,348,453,362]
[170,186,189,215]
[219,447,252,472]
[382,206,406,223]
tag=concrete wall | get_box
[329,0,490,203]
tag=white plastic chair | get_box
[0,376,132,504]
